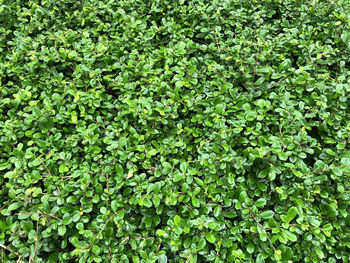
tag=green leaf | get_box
[8,202,21,211]
[327,206,338,218]
[282,229,297,242]
[341,33,348,42]
[48,252,59,263]
[153,196,160,208]
[174,215,182,226]
[180,162,187,174]
[0,221,8,230]
[310,217,321,227]
[286,207,298,222]
[58,225,66,236]
[116,210,125,220]
[173,171,183,182]
[314,247,324,259]
[278,152,288,161]
[322,223,333,237]
[189,65,196,75]
[0,163,10,170]
[292,170,303,177]
[175,41,186,56]
[269,169,276,181]
[158,254,167,263]
[111,200,118,212]
[214,206,221,217]
[70,236,82,248]
[116,164,123,176]
[205,232,216,243]
[216,103,226,115]
[260,210,274,219]
[323,223,333,232]
[192,197,200,207]
[197,239,206,250]
[132,255,140,263]
[254,198,266,208]
[92,245,101,255]
[247,242,254,254]
[59,164,66,173]
[156,229,166,236]
[148,149,157,156]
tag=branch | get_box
[248,207,276,252]
[312,165,350,174]
[0,244,22,262]
[279,124,286,152]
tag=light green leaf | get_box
[153,196,160,208]
[117,210,125,220]
[286,207,298,222]
[111,200,118,212]
[174,215,182,226]
[8,202,21,211]
[282,229,297,242]
[205,232,216,243]
[254,198,266,208]
[260,210,274,219]
[148,149,157,156]
[92,245,101,255]
[58,225,66,236]
[197,239,206,250]
[216,103,226,115]
[70,236,81,248]
[0,221,8,230]
[247,242,254,254]
[115,164,123,176]
[314,247,324,259]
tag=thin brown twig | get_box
[308,52,314,63]
[40,159,52,177]
[268,77,285,90]
[91,119,107,130]
[108,246,112,258]
[56,186,62,195]
[38,211,60,220]
[279,124,286,151]
[199,138,213,150]
[214,29,221,53]
[312,165,350,174]
[335,189,348,200]
[251,224,300,235]
[0,201,9,212]
[105,173,110,199]
[248,207,276,252]
[146,118,163,135]
[170,165,174,178]
[307,105,318,125]
[98,210,120,236]
[0,243,22,262]
[32,219,39,263]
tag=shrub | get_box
[0,0,349,262]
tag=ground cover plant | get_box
[0,0,350,262]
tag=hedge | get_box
[0,0,349,262]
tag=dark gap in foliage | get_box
[308,125,320,137]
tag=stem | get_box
[248,207,276,252]
[0,244,22,263]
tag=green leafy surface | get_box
[0,0,350,262]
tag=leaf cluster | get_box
[0,0,349,262]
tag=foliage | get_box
[0,0,350,262]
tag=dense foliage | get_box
[1,0,350,262]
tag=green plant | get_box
[0,0,349,262]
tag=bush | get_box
[0,0,349,262]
